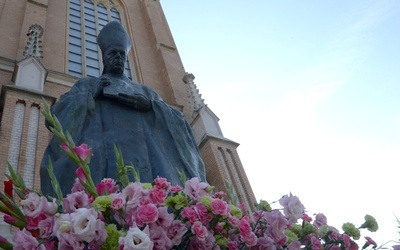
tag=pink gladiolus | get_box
[210,198,228,215]
[3,179,13,197]
[191,221,208,242]
[3,214,17,223]
[73,143,92,161]
[75,167,86,182]
[60,143,70,153]
[364,236,377,247]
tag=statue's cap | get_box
[97,21,132,53]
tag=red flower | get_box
[4,180,13,197]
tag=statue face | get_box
[103,46,127,75]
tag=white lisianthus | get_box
[279,193,305,223]
[120,226,153,250]
[70,208,100,242]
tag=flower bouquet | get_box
[0,101,381,249]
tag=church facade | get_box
[0,0,256,236]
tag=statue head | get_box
[97,21,132,75]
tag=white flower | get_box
[70,208,99,242]
[20,192,46,218]
[120,226,153,250]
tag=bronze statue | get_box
[40,21,206,196]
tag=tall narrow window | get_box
[68,0,136,80]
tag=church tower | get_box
[0,0,256,237]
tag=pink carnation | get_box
[191,221,208,242]
[210,198,228,215]
[96,178,119,195]
[181,206,198,223]
[136,203,159,226]
[149,187,167,205]
[154,176,170,189]
[239,216,253,237]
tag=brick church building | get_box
[0,0,256,237]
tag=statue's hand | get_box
[91,77,111,99]
[118,93,152,111]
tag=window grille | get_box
[68,0,135,80]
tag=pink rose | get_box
[149,187,167,205]
[181,206,198,223]
[210,198,228,215]
[191,221,208,242]
[279,193,305,223]
[73,143,92,161]
[136,203,159,226]
[13,228,44,250]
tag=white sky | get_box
[161,1,400,246]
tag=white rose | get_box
[121,226,153,250]
[70,208,99,242]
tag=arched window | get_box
[68,0,136,80]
